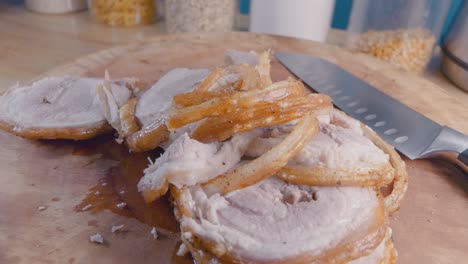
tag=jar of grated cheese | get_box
[165,0,237,33]
[346,0,451,73]
[88,0,157,27]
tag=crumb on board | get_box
[116,202,127,209]
[89,233,104,244]
[150,227,158,239]
[82,204,92,211]
[111,224,125,233]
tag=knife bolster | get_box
[420,126,468,167]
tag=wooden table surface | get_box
[0,3,166,90]
[0,3,468,263]
[1,3,468,264]
[1,3,467,100]
[1,31,467,264]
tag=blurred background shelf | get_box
[0,1,465,99]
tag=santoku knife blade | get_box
[275,52,468,166]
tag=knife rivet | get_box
[331,90,342,96]
[374,121,386,127]
[314,80,326,86]
[384,128,397,135]
[346,101,359,107]
[365,114,377,120]
[355,108,368,114]
[337,96,350,101]
[322,84,335,90]
[394,136,408,143]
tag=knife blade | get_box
[275,52,468,166]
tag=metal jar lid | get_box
[441,1,468,92]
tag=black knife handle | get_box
[459,149,468,167]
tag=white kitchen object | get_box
[442,0,468,92]
[249,0,335,42]
[25,0,87,14]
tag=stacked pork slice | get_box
[0,50,407,263]
[137,51,407,263]
[0,77,134,139]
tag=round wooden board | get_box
[1,32,467,264]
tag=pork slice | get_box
[135,68,210,128]
[138,130,261,195]
[182,227,394,264]
[178,177,385,262]
[0,76,131,139]
[349,228,394,264]
[125,68,210,152]
[246,109,389,171]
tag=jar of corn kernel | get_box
[165,0,237,33]
[88,0,156,27]
[346,0,451,73]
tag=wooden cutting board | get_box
[0,32,467,264]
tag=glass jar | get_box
[26,0,87,14]
[165,0,237,33]
[88,0,156,27]
[250,0,335,42]
[346,0,451,73]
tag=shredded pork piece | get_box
[111,224,125,233]
[89,233,104,244]
[150,227,158,239]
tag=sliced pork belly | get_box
[175,177,387,263]
[126,68,210,152]
[0,76,131,140]
[126,51,268,152]
[246,110,394,186]
[181,229,395,264]
[138,130,261,202]
[135,68,210,129]
[247,110,388,169]
[349,228,396,264]
[290,110,388,169]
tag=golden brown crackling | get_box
[314,109,407,214]
[173,68,227,107]
[381,236,397,264]
[277,162,395,188]
[191,94,332,143]
[125,123,169,153]
[172,186,388,264]
[203,112,320,194]
[0,120,112,140]
[119,98,140,137]
[257,49,273,87]
[167,79,306,131]
[181,228,396,264]
[173,64,262,108]
[169,186,192,218]
[361,123,408,214]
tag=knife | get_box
[275,52,468,166]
